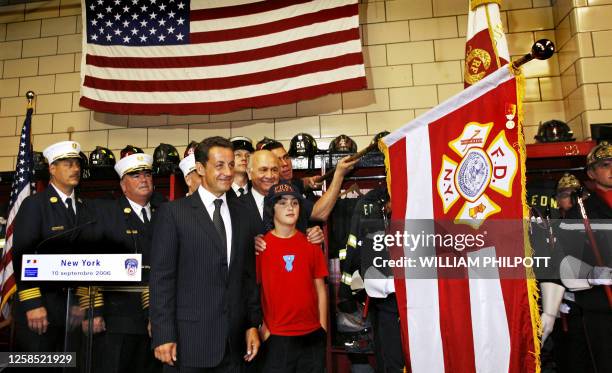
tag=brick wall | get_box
[554,0,612,140]
[0,0,592,171]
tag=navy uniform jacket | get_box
[13,185,99,325]
[85,193,165,334]
[150,192,261,368]
[557,189,612,312]
[227,180,251,201]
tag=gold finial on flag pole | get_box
[26,91,35,110]
[512,39,555,69]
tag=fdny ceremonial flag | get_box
[0,106,34,322]
[79,0,367,115]
[464,0,510,87]
[381,66,539,373]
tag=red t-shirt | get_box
[257,231,328,336]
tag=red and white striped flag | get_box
[79,0,367,115]
[464,0,510,87]
[381,67,539,373]
[0,107,34,323]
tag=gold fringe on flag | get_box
[511,64,541,373]
[380,139,392,200]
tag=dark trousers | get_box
[551,304,612,373]
[169,343,243,373]
[583,309,612,373]
[91,332,160,373]
[370,295,404,373]
[14,291,83,373]
[262,328,326,373]
[551,304,593,373]
[14,291,70,352]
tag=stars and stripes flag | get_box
[382,67,539,372]
[79,0,367,115]
[0,107,34,321]
[464,0,510,87]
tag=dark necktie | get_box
[65,197,76,222]
[238,187,245,197]
[141,207,149,224]
[213,199,227,250]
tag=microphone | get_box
[34,220,97,252]
[17,220,97,283]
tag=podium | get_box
[21,254,145,373]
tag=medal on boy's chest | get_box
[283,255,295,272]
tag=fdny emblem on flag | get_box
[437,120,518,228]
[283,255,295,272]
[124,258,139,276]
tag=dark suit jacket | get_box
[150,192,261,368]
[13,185,99,325]
[237,192,265,236]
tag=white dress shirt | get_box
[126,198,151,224]
[231,182,249,197]
[197,186,233,265]
[250,188,266,220]
[50,183,76,214]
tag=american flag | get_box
[0,107,34,321]
[79,0,367,115]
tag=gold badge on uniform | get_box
[124,207,131,214]
[50,197,58,203]
[51,226,64,231]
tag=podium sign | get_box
[21,254,142,282]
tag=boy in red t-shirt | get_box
[257,181,329,373]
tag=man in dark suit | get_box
[243,149,355,242]
[259,140,321,197]
[13,140,97,353]
[81,150,163,373]
[150,137,261,373]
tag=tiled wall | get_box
[554,0,612,139]
[0,0,599,171]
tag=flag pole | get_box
[512,39,555,69]
[26,91,35,110]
